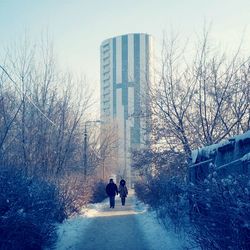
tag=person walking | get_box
[106,178,118,208]
[118,179,128,206]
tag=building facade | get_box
[100,33,153,187]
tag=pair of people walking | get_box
[106,179,128,208]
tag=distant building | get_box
[100,33,153,187]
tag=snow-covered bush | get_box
[0,167,64,250]
[90,179,108,203]
[134,148,250,249]
[189,171,250,249]
[134,151,189,230]
[155,175,188,231]
[56,173,92,217]
[134,177,152,204]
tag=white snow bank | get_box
[80,200,107,217]
[55,215,91,250]
[55,201,107,250]
[241,152,250,162]
[191,149,199,164]
[132,197,188,250]
[233,130,250,141]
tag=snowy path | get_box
[56,191,183,250]
[75,195,148,250]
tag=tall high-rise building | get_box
[100,33,153,187]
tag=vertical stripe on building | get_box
[145,35,150,139]
[112,38,116,117]
[116,36,122,83]
[132,33,140,145]
[122,35,128,116]
[128,34,134,82]
[122,35,128,173]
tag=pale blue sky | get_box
[0,0,250,87]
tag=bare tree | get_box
[151,30,250,156]
[85,122,119,179]
[0,35,95,178]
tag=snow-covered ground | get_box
[55,202,106,250]
[55,190,187,250]
[131,195,186,250]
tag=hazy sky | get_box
[0,0,250,89]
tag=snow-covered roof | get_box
[191,130,250,163]
[241,152,250,162]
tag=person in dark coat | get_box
[106,178,118,208]
[118,179,128,206]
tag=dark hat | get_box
[120,179,126,185]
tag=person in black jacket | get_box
[106,179,118,208]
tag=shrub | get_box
[134,154,250,249]
[134,151,188,230]
[0,167,63,250]
[90,179,108,203]
[189,169,250,250]
[134,179,152,204]
[56,173,92,217]
[135,173,188,231]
